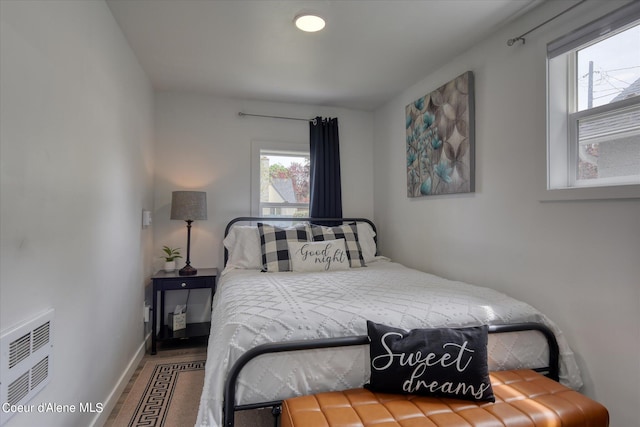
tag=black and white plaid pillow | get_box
[310,223,365,268]
[257,223,309,272]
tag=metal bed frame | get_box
[220,217,560,427]
[222,322,560,427]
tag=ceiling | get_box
[106,0,543,111]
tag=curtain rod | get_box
[507,0,587,46]
[238,112,313,122]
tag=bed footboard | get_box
[222,322,559,427]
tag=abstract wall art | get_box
[406,71,475,197]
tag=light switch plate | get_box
[142,210,152,228]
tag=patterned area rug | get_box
[107,348,274,427]
[109,353,206,426]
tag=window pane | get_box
[577,105,640,181]
[259,152,310,216]
[260,206,309,217]
[577,24,640,111]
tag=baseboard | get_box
[90,332,151,427]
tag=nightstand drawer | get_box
[160,276,211,290]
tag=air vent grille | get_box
[31,356,49,389]
[7,371,29,406]
[1,309,54,426]
[32,322,50,352]
[8,333,30,369]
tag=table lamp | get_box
[170,191,207,276]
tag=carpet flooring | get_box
[105,345,274,427]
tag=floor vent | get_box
[1,309,54,425]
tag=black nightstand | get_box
[150,268,217,354]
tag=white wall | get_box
[0,1,154,426]
[153,93,374,320]
[373,1,639,425]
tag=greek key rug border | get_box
[128,359,206,427]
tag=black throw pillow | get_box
[366,321,495,402]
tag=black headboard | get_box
[223,217,377,266]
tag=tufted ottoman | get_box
[281,369,609,427]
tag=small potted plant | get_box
[161,246,182,272]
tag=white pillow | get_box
[288,239,350,272]
[223,226,262,269]
[356,222,377,263]
[224,222,377,269]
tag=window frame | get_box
[545,2,640,199]
[250,140,310,217]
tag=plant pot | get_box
[164,261,176,272]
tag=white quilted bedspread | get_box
[195,261,582,427]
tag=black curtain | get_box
[309,117,342,221]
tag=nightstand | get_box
[150,268,217,354]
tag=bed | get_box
[195,217,583,427]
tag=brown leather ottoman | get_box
[281,369,609,427]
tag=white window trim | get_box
[250,140,310,216]
[545,2,640,201]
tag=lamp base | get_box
[179,265,198,276]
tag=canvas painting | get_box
[406,71,475,197]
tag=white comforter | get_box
[195,261,582,427]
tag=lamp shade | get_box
[170,191,207,221]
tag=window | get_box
[251,141,310,217]
[547,3,640,191]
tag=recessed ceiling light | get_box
[294,14,326,32]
